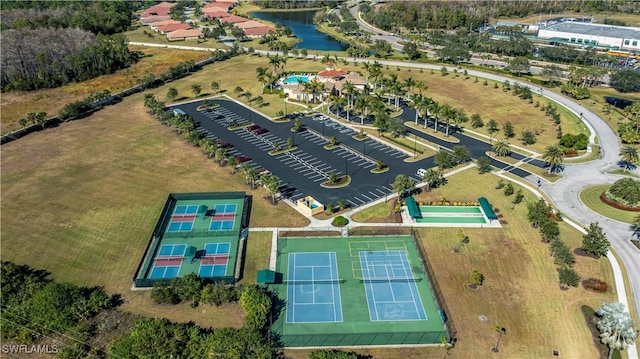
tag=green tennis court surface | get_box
[133,192,246,288]
[271,236,449,347]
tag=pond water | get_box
[251,10,348,52]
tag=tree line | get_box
[0,0,134,35]
[1,260,369,358]
[1,29,134,91]
[360,1,639,32]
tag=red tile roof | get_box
[243,26,273,36]
[235,20,267,29]
[149,19,181,27]
[141,2,177,17]
[317,68,349,78]
[166,28,204,40]
[202,5,229,12]
[219,15,249,24]
[140,15,172,24]
[156,23,191,33]
[203,11,231,19]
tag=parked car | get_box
[247,124,260,131]
[217,141,233,149]
[236,155,251,163]
[253,128,268,135]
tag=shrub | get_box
[503,183,514,196]
[240,286,271,331]
[606,178,640,207]
[332,216,348,227]
[470,270,484,286]
[582,278,608,293]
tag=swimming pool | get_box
[283,75,312,84]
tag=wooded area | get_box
[361,1,639,31]
[0,0,136,91]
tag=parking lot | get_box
[170,99,430,209]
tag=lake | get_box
[251,10,348,52]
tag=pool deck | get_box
[400,207,502,228]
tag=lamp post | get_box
[491,327,506,353]
[385,176,389,202]
[284,93,288,115]
[413,135,417,158]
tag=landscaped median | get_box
[405,122,461,144]
[268,146,297,156]
[320,175,351,188]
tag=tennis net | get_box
[360,277,422,283]
[282,279,347,285]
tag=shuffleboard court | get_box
[286,252,343,324]
[359,250,427,321]
[419,206,482,214]
[415,206,489,225]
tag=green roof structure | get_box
[257,269,276,286]
[405,196,422,219]
[478,197,498,220]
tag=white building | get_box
[538,22,640,51]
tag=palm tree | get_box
[370,61,383,89]
[226,156,238,173]
[492,139,511,157]
[233,86,244,97]
[439,103,456,137]
[191,83,202,97]
[403,76,416,96]
[595,302,638,359]
[215,147,227,165]
[543,144,565,174]
[342,81,356,122]
[631,214,640,238]
[240,163,252,185]
[261,174,280,204]
[328,172,338,184]
[428,100,441,132]
[268,54,281,76]
[619,145,639,172]
[247,167,260,189]
[256,66,269,93]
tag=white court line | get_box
[361,252,380,321]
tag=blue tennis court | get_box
[174,205,199,214]
[286,252,343,323]
[168,221,193,232]
[149,244,187,279]
[214,204,237,214]
[159,244,187,256]
[359,250,427,321]
[198,242,230,277]
[209,203,237,231]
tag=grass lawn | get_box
[409,171,618,358]
[579,185,638,224]
[350,200,394,222]
[1,46,211,133]
[0,92,309,328]
[158,54,327,118]
[383,68,584,153]
[238,231,273,284]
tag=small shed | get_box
[405,196,422,219]
[256,269,276,286]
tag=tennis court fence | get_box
[411,228,457,342]
[271,322,448,347]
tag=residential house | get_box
[155,23,191,34]
[243,26,274,38]
[140,2,176,18]
[167,28,204,41]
